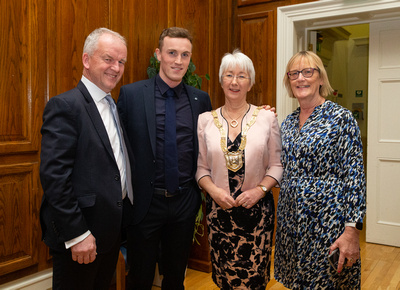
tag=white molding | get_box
[353,37,369,46]
[0,269,52,290]
[276,0,400,124]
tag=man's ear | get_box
[155,48,161,62]
[82,53,90,69]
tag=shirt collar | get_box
[81,75,109,103]
[156,74,183,98]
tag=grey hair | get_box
[218,49,255,86]
[83,28,127,56]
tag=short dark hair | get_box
[158,27,193,50]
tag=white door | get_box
[366,19,400,247]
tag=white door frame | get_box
[276,0,400,123]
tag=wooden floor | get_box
[152,233,400,290]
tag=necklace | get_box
[224,104,249,128]
[211,106,261,172]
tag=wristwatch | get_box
[257,184,268,197]
[346,222,363,230]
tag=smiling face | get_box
[221,65,252,102]
[82,33,127,93]
[156,36,192,88]
[288,58,323,102]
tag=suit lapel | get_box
[186,85,200,132]
[143,80,157,158]
[185,84,200,159]
[77,81,115,160]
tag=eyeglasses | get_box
[287,68,320,80]
[222,74,251,82]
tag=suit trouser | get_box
[50,234,121,290]
[126,185,200,290]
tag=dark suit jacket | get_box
[40,80,134,253]
[117,77,212,224]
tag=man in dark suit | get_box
[40,27,134,290]
[117,27,212,289]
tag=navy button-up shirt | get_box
[154,75,194,188]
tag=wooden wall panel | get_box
[237,9,275,107]
[0,164,37,276]
[207,0,235,109]
[0,0,48,284]
[0,0,39,155]
[175,0,211,94]
[111,0,218,97]
[47,0,111,100]
[110,0,169,93]
[235,0,318,108]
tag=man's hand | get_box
[71,233,97,264]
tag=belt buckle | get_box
[165,190,174,198]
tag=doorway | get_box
[276,0,400,247]
[311,24,369,166]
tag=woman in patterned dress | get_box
[196,49,283,289]
[274,51,366,289]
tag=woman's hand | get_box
[198,176,236,210]
[236,187,265,209]
[262,105,278,117]
[209,187,236,210]
[329,226,360,273]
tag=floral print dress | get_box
[274,100,366,289]
[206,133,275,290]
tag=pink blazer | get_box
[196,105,283,193]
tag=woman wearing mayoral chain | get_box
[196,49,283,289]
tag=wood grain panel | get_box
[237,9,276,107]
[238,0,274,7]
[110,0,169,91]
[47,0,110,100]
[207,0,235,109]
[174,0,211,92]
[0,0,37,154]
[0,164,38,276]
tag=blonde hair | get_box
[283,51,333,98]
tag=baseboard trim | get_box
[0,268,52,290]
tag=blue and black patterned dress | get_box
[274,100,366,289]
[207,133,275,289]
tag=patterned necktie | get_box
[105,95,133,204]
[164,89,179,193]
